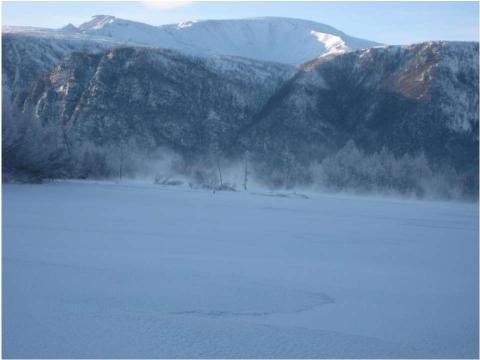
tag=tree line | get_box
[2,103,476,200]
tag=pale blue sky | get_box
[2,1,479,44]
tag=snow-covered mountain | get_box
[4,15,380,63]
[19,46,296,152]
[16,41,478,195]
[3,16,478,197]
[2,15,378,100]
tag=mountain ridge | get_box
[3,15,380,64]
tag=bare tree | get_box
[206,141,223,192]
[117,139,126,181]
[214,146,223,187]
[205,110,227,189]
[243,150,250,191]
[282,146,296,188]
[61,126,73,157]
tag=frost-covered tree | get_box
[73,144,112,179]
[2,102,69,182]
[311,140,461,198]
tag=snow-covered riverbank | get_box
[3,181,478,358]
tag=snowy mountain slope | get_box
[240,42,479,180]
[154,17,378,62]
[4,15,380,64]
[2,32,124,101]
[20,46,295,151]
[2,15,377,101]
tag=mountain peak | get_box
[78,15,116,31]
[60,23,79,33]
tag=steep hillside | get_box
[20,47,296,153]
[2,32,122,101]
[241,42,478,177]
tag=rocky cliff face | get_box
[2,33,120,102]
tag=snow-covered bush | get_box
[72,144,114,179]
[153,174,183,186]
[214,183,237,192]
[2,103,69,183]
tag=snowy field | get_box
[3,181,479,358]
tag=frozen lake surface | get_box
[3,181,478,358]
